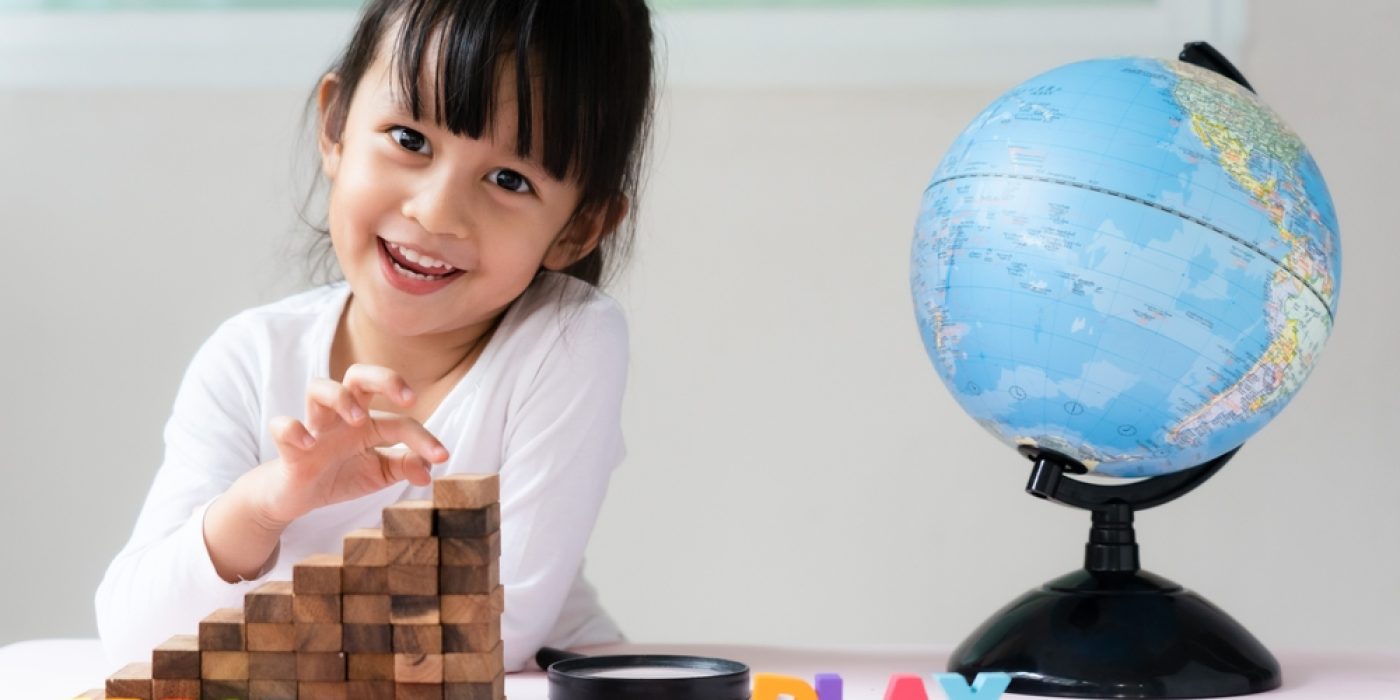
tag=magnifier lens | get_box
[545,651,751,700]
[580,666,729,680]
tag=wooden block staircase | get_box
[83,474,506,700]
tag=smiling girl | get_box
[96,0,655,674]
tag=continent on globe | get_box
[912,57,1340,478]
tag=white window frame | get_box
[0,0,1246,90]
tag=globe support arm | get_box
[1020,445,1238,512]
[1020,445,1240,572]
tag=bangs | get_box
[387,0,634,200]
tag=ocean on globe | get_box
[911,57,1340,478]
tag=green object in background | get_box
[1,0,1147,13]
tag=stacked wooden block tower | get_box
[81,474,506,700]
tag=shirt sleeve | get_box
[94,315,268,667]
[497,297,630,672]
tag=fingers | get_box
[378,446,434,488]
[342,363,417,409]
[306,377,368,433]
[368,414,450,464]
[270,415,316,452]
[305,365,416,435]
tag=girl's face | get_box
[316,39,597,340]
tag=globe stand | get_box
[947,445,1281,697]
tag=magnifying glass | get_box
[536,646,751,700]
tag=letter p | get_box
[752,673,819,700]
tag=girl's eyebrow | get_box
[379,92,413,115]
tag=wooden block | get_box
[386,537,439,566]
[295,623,344,652]
[297,652,347,681]
[440,587,504,624]
[348,653,396,681]
[443,674,504,700]
[201,678,250,700]
[201,651,250,680]
[395,653,444,683]
[153,634,201,679]
[200,608,245,651]
[440,532,500,567]
[388,565,438,595]
[344,529,389,566]
[247,652,298,680]
[390,596,440,625]
[344,566,389,594]
[294,553,344,594]
[346,681,395,700]
[245,582,294,623]
[433,474,499,509]
[392,624,442,654]
[71,690,104,699]
[107,661,153,700]
[395,684,443,700]
[246,623,296,652]
[382,500,434,537]
[344,595,391,624]
[299,681,349,700]
[439,562,499,595]
[443,643,503,683]
[442,621,501,653]
[294,593,342,623]
[247,679,294,700]
[435,505,500,538]
[343,624,393,653]
[152,678,199,699]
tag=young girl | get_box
[95,0,655,674]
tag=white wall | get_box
[1,0,1396,656]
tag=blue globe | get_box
[912,57,1341,478]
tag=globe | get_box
[912,56,1341,478]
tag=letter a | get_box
[883,673,929,700]
[752,673,819,700]
[933,672,1012,700]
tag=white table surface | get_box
[3,639,1397,699]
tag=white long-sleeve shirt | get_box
[95,271,628,672]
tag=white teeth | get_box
[392,259,452,281]
[390,242,454,271]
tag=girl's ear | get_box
[317,73,345,181]
[543,196,630,271]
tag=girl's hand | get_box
[257,363,449,528]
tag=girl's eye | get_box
[487,167,533,195]
[388,126,430,155]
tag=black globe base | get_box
[947,445,1281,697]
[948,567,1281,698]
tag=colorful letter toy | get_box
[752,673,819,700]
[934,672,1012,700]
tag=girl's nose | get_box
[401,169,477,239]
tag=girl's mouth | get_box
[380,237,462,280]
[377,237,465,294]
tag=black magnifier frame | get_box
[537,646,752,700]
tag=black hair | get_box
[294,0,655,296]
